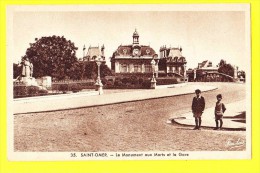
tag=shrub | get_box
[70,83,82,93]
[38,89,48,96]
[59,84,69,93]
[27,86,39,96]
[138,78,144,84]
[142,80,152,89]
[101,78,108,85]
[13,85,45,98]
[13,85,27,98]
[121,78,129,84]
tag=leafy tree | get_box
[218,59,234,77]
[22,36,78,80]
[100,63,113,77]
[82,62,112,79]
[238,70,246,79]
[68,61,85,80]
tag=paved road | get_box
[14,82,247,152]
[13,83,217,114]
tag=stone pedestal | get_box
[150,77,157,89]
[95,77,103,95]
[42,76,52,88]
[21,77,38,86]
[95,83,103,95]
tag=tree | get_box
[22,35,78,80]
[238,70,246,79]
[82,62,112,79]
[68,61,85,80]
[218,59,234,77]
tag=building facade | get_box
[110,29,158,75]
[82,44,106,62]
[158,45,187,79]
[187,60,218,81]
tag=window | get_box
[134,64,142,73]
[145,65,152,72]
[169,66,173,72]
[123,49,127,55]
[120,64,127,73]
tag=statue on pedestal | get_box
[15,57,36,86]
[20,57,33,78]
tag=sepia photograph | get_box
[7,4,251,160]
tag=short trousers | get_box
[215,114,223,120]
[193,112,202,118]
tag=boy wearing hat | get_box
[192,89,205,130]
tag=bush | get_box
[38,89,48,96]
[13,85,47,98]
[121,78,129,84]
[59,84,69,93]
[27,86,39,96]
[142,80,152,89]
[13,85,27,98]
[80,81,95,89]
[70,83,82,93]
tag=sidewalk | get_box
[13,83,217,114]
[169,100,246,130]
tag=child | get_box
[214,94,226,130]
[192,89,205,130]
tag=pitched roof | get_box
[86,47,101,58]
[113,45,156,57]
[168,48,182,58]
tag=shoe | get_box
[193,126,198,130]
[197,127,201,130]
[213,127,219,130]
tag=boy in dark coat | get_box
[192,89,205,130]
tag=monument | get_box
[17,57,38,86]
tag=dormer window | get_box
[123,49,127,55]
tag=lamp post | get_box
[183,64,187,82]
[95,56,103,95]
[150,58,157,89]
[155,59,159,78]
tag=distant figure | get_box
[191,89,205,130]
[20,57,32,78]
[214,94,226,130]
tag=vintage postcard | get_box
[7,4,251,161]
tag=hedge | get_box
[14,85,48,98]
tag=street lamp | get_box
[95,56,103,95]
[155,59,159,78]
[150,58,157,89]
[183,64,187,82]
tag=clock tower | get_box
[132,29,139,45]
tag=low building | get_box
[187,60,218,81]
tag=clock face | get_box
[133,49,139,55]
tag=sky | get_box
[11,6,249,70]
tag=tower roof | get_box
[133,29,139,37]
